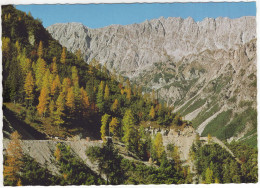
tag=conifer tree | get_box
[37,87,49,117]
[60,47,66,64]
[54,144,61,161]
[205,167,213,184]
[149,106,156,120]
[80,87,90,116]
[66,87,75,113]
[35,58,46,89]
[61,78,71,94]
[2,37,10,57]
[51,57,58,75]
[54,92,65,126]
[51,75,61,96]
[75,49,82,60]
[96,81,104,112]
[104,84,109,100]
[24,71,34,104]
[15,40,21,53]
[49,100,55,117]
[111,99,119,112]
[71,66,79,87]
[4,131,23,185]
[37,41,43,58]
[153,132,164,160]
[109,117,119,138]
[122,109,135,149]
[101,114,110,143]
[42,69,51,92]
[126,88,131,101]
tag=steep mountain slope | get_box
[47,16,257,146]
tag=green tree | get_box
[104,84,109,101]
[205,167,213,184]
[153,132,164,161]
[122,109,135,150]
[101,114,110,143]
[96,81,104,112]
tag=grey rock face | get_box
[47,16,256,78]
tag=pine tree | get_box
[109,117,119,138]
[149,106,156,120]
[37,41,43,58]
[101,114,110,143]
[24,71,34,104]
[104,84,109,100]
[4,131,24,185]
[60,47,66,64]
[37,87,49,117]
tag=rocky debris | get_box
[3,139,102,176]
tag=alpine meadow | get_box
[1,3,258,185]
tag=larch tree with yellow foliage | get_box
[61,78,71,95]
[149,106,156,120]
[35,58,46,90]
[104,84,109,101]
[4,131,24,186]
[153,132,164,160]
[66,87,75,113]
[111,99,119,113]
[54,92,65,126]
[60,47,66,64]
[80,87,90,116]
[37,41,43,58]
[37,87,49,117]
[51,75,61,96]
[109,117,119,138]
[51,57,58,75]
[24,71,34,105]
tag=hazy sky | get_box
[16,2,256,28]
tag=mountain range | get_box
[47,16,257,145]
